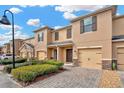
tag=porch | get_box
[47,41,73,63]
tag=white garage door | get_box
[117,48,124,71]
[78,48,102,70]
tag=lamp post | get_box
[0,10,15,68]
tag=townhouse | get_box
[1,39,23,56]
[2,5,124,71]
[19,37,35,59]
[0,46,4,54]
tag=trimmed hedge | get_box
[0,58,27,65]
[3,61,37,73]
[11,64,58,82]
[44,60,64,68]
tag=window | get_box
[55,32,59,41]
[80,16,97,33]
[67,28,72,39]
[38,32,44,42]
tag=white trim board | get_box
[116,46,124,48]
[77,46,102,49]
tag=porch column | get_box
[57,47,60,61]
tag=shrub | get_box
[11,64,58,82]
[0,58,27,65]
[3,61,36,73]
[44,60,64,68]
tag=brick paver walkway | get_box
[27,66,102,88]
[99,70,122,88]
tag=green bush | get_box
[0,58,27,65]
[44,60,64,68]
[11,64,58,82]
[3,61,36,73]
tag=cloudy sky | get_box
[0,5,124,45]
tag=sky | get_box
[0,5,124,46]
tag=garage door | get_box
[117,48,124,71]
[37,51,45,60]
[78,48,102,70]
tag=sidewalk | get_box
[0,72,21,88]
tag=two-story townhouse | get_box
[112,15,124,71]
[2,43,11,54]
[33,26,53,60]
[19,37,35,59]
[10,39,23,56]
[0,46,4,54]
[14,5,124,71]
[71,5,116,70]
[47,25,73,63]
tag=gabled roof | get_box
[51,25,72,32]
[113,15,124,20]
[71,5,117,23]
[19,43,34,51]
[33,26,54,33]
[23,37,34,41]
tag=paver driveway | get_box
[118,71,124,87]
[0,72,20,88]
[27,66,102,88]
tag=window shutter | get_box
[92,16,97,31]
[67,28,72,39]
[38,34,40,42]
[55,32,59,41]
[80,20,84,34]
[42,32,44,41]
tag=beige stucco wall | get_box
[34,29,48,58]
[72,10,113,60]
[113,17,124,36]
[51,27,72,42]
[48,46,72,63]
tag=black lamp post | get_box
[0,10,15,68]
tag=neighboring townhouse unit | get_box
[112,15,124,71]
[0,46,4,54]
[1,39,23,56]
[10,39,23,56]
[33,26,53,60]
[2,43,11,54]
[19,37,35,59]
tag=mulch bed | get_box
[14,68,66,87]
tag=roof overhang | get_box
[47,41,73,48]
[71,5,117,23]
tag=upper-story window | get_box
[38,32,44,42]
[67,28,72,39]
[80,16,97,33]
[55,32,59,41]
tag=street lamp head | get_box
[0,15,11,25]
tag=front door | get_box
[54,49,57,60]
[66,49,72,62]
